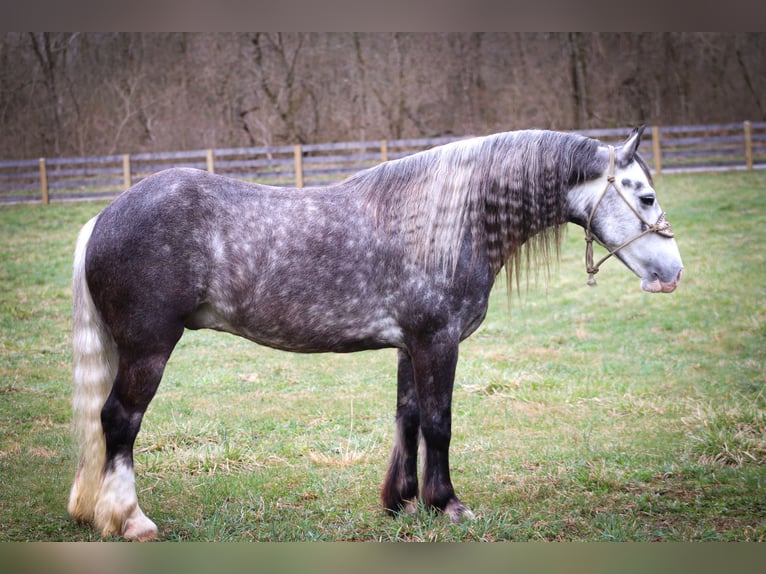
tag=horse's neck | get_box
[476,162,569,279]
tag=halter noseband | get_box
[584,145,675,286]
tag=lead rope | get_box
[584,145,674,286]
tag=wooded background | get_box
[2,33,765,160]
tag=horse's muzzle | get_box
[641,268,683,293]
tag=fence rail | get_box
[1,122,765,205]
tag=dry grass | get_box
[684,402,766,466]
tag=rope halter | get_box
[584,145,675,286]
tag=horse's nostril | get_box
[676,268,684,283]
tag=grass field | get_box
[0,171,764,541]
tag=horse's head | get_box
[568,126,683,293]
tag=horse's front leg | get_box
[381,350,421,514]
[409,332,474,522]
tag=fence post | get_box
[651,126,662,175]
[380,139,388,162]
[744,121,753,171]
[293,144,304,188]
[39,158,49,204]
[206,148,215,174]
[122,154,132,189]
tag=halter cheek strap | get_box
[584,145,675,286]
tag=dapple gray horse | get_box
[67,127,682,540]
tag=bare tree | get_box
[101,35,156,153]
[1,32,765,159]
[27,33,79,155]
[247,32,319,145]
[735,34,765,120]
[353,33,428,139]
[565,32,590,129]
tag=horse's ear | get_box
[617,125,645,165]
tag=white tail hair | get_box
[67,215,118,524]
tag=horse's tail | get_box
[67,216,118,523]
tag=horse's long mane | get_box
[346,130,603,288]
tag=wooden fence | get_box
[1,121,765,204]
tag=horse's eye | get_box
[639,195,655,207]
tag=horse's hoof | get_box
[444,498,475,523]
[122,515,158,541]
[403,498,419,515]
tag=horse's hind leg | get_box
[381,350,421,514]
[94,331,181,541]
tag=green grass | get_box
[1,170,764,541]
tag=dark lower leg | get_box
[410,335,473,521]
[420,424,455,510]
[101,352,171,464]
[381,350,421,513]
[419,400,474,521]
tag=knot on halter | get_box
[585,232,598,285]
[583,145,675,286]
[651,211,675,238]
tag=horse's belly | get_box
[185,301,404,353]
